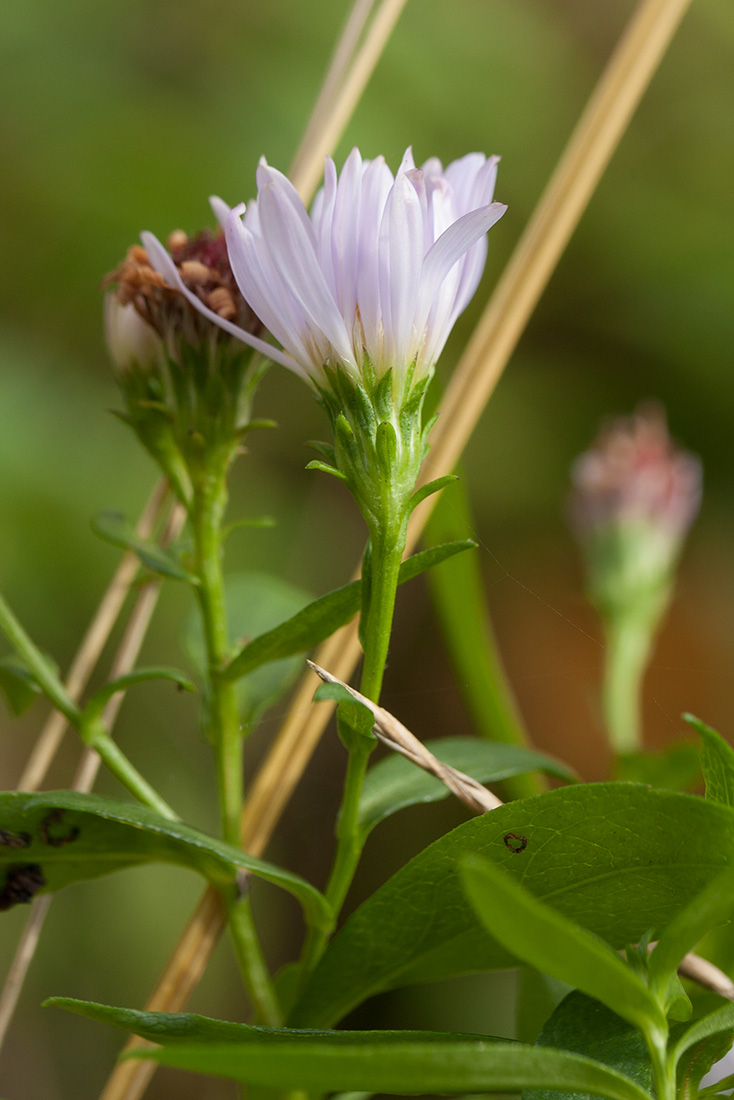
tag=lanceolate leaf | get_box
[685,714,734,808]
[525,991,653,1100]
[91,511,196,583]
[0,792,331,929]
[134,1039,652,1098]
[669,1003,734,1066]
[291,785,734,1028]
[647,864,734,1003]
[47,998,650,1099]
[0,653,42,715]
[222,540,476,683]
[460,855,664,1033]
[358,739,576,840]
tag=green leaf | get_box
[134,1040,653,1097]
[0,653,41,715]
[83,667,196,724]
[647,865,734,1007]
[313,682,376,750]
[358,739,576,840]
[524,991,652,1100]
[685,714,734,807]
[291,785,734,1028]
[47,997,650,1099]
[669,1003,734,1067]
[676,1032,733,1098]
[184,572,313,725]
[91,511,196,583]
[460,854,663,1033]
[222,541,477,683]
[0,791,331,930]
[615,742,702,792]
[409,474,458,511]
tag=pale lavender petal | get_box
[225,208,319,374]
[412,202,507,363]
[397,146,416,176]
[356,155,392,358]
[312,157,337,297]
[256,160,317,246]
[331,147,363,335]
[140,231,298,371]
[258,179,357,369]
[380,170,423,367]
[209,195,232,231]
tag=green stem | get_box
[226,887,282,1027]
[0,591,177,817]
[189,450,279,1022]
[359,527,405,701]
[297,528,406,988]
[85,725,179,819]
[0,591,80,727]
[646,1027,675,1100]
[602,614,654,754]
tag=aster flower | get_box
[142,148,506,395]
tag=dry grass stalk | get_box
[308,661,503,814]
[16,479,169,791]
[0,500,186,1048]
[289,0,377,186]
[289,0,410,203]
[100,0,693,1094]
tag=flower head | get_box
[143,148,506,395]
[104,229,261,363]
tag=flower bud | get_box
[570,405,702,753]
[103,295,163,376]
[570,405,701,547]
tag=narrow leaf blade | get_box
[685,714,734,807]
[223,541,476,682]
[0,792,331,929]
[460,854,663,1032]
[358,739,576,838]
[91,511,194,582]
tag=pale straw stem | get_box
[289,0,377,186]
[289,0,410,203]
[99,1,693,1095]
[0,500,186,1050]
[17,479,169,791]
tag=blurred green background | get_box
[1,0,732,1095]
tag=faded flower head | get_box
[570,406,702,543]
[103,228,262,368]
[143,148,506,396]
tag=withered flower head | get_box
[103,228,262,364]
[570,405,701,543]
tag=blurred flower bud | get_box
[570,405,701,616]
[103,295,163,376]
[570,405,702,753]
[571,404,701,545]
